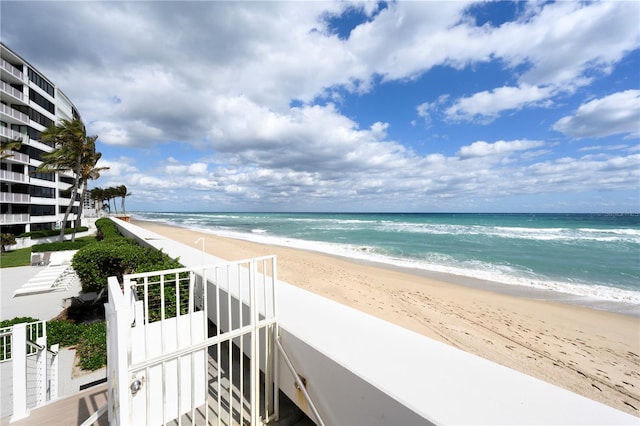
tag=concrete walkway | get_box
[0,264,83,321]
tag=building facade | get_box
[1,43,82,236]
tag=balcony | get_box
[0,192,30,203]
[0,169,27,183]
[1,58,24,81]
[0,80,24,102]
[0,103,30,125]
[0,126,27,143]
[0,213,29,224]
[1,150,30,164]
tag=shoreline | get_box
[141,218,640,317]
[352,257,640,318]
[131,218,640,416]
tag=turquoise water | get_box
[133,212,640,306]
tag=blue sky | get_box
[3,1,639,213]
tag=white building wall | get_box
[1,43,82,234]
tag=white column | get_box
[11,323,28,422]
[106,276,132,426]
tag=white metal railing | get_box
[4,321,59,422]
[105,256,278,426]
[1,150,30,163]
[0,125,26,141]
[1,58,23,79]
[1,213,30,224]
[276,338,326,426]
[0,192,30,203]
[0,169,26,182]
[0,80,24,101]
[0,327,11,362]
[0,103,30,123]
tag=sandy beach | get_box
[133,219,640,416]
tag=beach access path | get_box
[133,219,640,417]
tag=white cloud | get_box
[427,2,640,123]
[493,1,639,87]
[553,90,640,139]
[165,163,208,176]
[8,1,636,145]
[3,1,638,211]
[97,157,138,177]
[445,85,554,123]
[457,140,545,159]
[104,137,639,211]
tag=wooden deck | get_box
[0,383,108,426]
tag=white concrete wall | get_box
[112,218,637,425]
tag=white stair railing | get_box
[7,321,58,422]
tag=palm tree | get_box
[73,137,109,240]
[105,186,118,214]
[0,138,22,160]
[90,187,107,215]
[37,118,90,241]
[118,184,132,214]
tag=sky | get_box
[2,1,639,213]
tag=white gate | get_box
[106,256,278,425]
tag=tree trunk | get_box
[73,179,88,242]
[59,158,82,242]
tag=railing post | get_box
[50,344,59,400]
[36,336,47,406]
[250,260,260,426]
[106,276,132,426]
[11,323,28,422]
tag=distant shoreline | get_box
[131,215,640,318]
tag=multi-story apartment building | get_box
[1,43,82,236]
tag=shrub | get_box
[31,237,96,253]
[0,317,107,371]
[76,322,107,370]
[95,218,121,241]
[46,320,81,347]
[73,218,182,292]
[0,317,40,328]
[18,227,89,239]
[73,239,147,291]
[1,233,16,252]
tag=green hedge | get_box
[76,322,107,370]
[46,319,81,347]
[32,236,96,253]
[18,227,89,239]
[94,218,121,241]
[72,218,182,292]
[0,317,39,328]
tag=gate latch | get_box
[130,375,145,396]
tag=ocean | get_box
[132,212,640,310]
